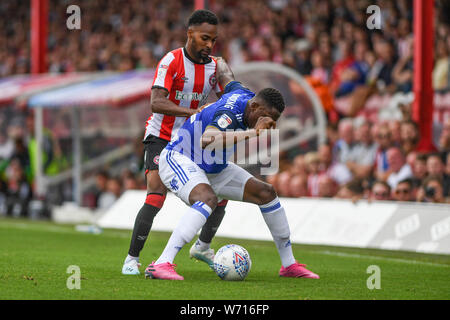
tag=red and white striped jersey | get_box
[145,47,223,141]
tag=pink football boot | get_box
[145,262,184,280]
[279,261,320,279]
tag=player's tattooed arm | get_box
[150,87,197,117]
[214,57,235,97]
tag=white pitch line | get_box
[319,250,449,268]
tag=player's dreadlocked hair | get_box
[257,88,285,113]
[188,9,218,27]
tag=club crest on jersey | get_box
[157,68,167,79]
[217,114,233,129]
[209,73,217,87]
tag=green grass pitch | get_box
[0,217,449,300]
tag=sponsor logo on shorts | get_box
[170,177,179,191]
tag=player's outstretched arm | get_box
[151,87,197,117]
[201,117,276,149]
[201,126,258,149]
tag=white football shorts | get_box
[159,148,253,205]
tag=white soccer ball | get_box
[213,244,252,281]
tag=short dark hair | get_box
[397,178,413,189]
[416,153,428,162]
[257,88,285,113]
[422,175,443,188]
[344,178,364,195]
[372,180,391,193]
[188,10,218,27]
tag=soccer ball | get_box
[213,244,252,281]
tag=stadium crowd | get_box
[0,0,450,217]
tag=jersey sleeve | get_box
[151,52,177,92]
[208,110,239,132]
[223,81,245,94]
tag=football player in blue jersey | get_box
[144,80,320,280]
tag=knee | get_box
[201,193,218,211]
[190,185,218,211]
[257,182,277,205]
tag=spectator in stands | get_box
[446,153,450,177]
[305,152,321,197]
[334,41,369,97]
[411,153,428,191]
[396,18,413,59]
[386,147,413,189]
[406,151,417,172]
[4,158,32,217]
[90,170,109,208]
[97,176,122,210]
[416,176,446,203]
[123,175,139,191]
[330,40,355,95]
[370,180,391,201]
[392,38,413,93]
[346,119,377,179]
[372,39,398,94]
[318,143,352,186]
[317,175,337,198]
[334,178,364,201]
[274,170,292,198]
[0,129,14,163]
[426,153,450,196]
[293,39,313,76]
[291,154,308,177]
[438,118,450,152]
[121,169,142,191]
[310,50,330,84]
[400,120,420,155]
[433,39,450,92]
[374,124,393,181]
[392,178,414,202]
[289,174,308,198]
[388,120,402,146]
[333,118,354,164]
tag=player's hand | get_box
[254,116,276,135]
[213,57,235,89]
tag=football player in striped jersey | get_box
[122,9,234,275]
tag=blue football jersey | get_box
[166,81,255,173]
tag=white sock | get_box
[125,254,139,264]
[194,239,211,251]
[259,197,296,268]
[155,201,212,264]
